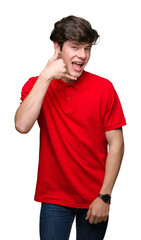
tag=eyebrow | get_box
[70,42,92,47]
[70,42,79,45]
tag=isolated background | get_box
[0,0,140,239]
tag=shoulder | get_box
[20,76,39,102]
[22,76,39,91]
[84,71,113,89]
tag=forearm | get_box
[15,50,77,134]
[100,134,124,195]
[15,72,52,133]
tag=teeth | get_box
[74,62,83,66]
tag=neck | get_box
[62,77,77,83]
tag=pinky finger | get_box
[64,74,77,81]
[103,216,108,222]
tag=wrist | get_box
[40,69,53,83]
[99,186,112,196]
[98,193,111,204]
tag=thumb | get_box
[85,208,91,220]
[49,50,60,63]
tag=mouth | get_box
[72,61,84,72]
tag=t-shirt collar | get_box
[53,70,86,89]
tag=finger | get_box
[96,217,103,223]
[93,218,99,224]
[85,208,91,220]
[63,74,77,81]
[92,216,102,224]
[103,216,108,222]
[48,50,60,63]
[89,216,95,224]
[88,213,97,224]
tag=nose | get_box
[77,49,86,59]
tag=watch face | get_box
[103,194,111,202]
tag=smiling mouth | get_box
[72,61,83,66]
[72,61,84,72]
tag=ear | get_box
[54,42,61,54]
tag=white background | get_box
[0,0,140,239]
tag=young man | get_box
[15,15,126,240]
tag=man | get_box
[15,15,126,240]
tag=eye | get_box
[85,47,91,52]
[72,46,78,49]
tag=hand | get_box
[85,198,110,224]
[42,50,77,82]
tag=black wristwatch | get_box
[98,194,111,204]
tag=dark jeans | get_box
[40,203,108,240]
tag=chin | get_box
[71,71,83,79]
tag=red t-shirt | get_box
[21,70,126,208]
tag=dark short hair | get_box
[50,15,99,50]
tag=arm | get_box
[100,127,124,194]
[85,128,124,224]
[15,51,77,134]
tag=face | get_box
[55,40,92,82]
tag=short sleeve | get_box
[20,76,38,103]
[103,84,126,131]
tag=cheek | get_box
[86,53,91,60]
[63,57,73,68]
[61,54,70,66]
